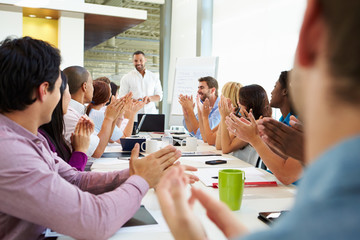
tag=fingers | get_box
[74,119,81,135]
[191,187,243,238]
[181,165,198,172]
[290,116,303,132]
[186,173,199,184]
[131,143,140,160]
[129,143,140,175]
[248,111,257,125]
[159,150,182,169]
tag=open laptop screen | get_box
[137,114,165,132]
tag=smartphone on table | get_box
[205,160,227,165]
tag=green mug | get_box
[219,169,245,211]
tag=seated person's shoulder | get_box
[0,131,54,169]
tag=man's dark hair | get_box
[133,51,145,57]
[63,66,89,95]
[0,36,61,113]
[198,76,219,97]
[318,0,360,104]
[239,84,272,119]
[110,82,120,96]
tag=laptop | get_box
[137,114,165,132]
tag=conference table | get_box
[58,135,296,240]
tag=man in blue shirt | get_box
[156,0,360,239]
[179,76,221,140]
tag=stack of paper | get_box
[193,167,277,187]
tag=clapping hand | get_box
[105,96,126,121]
[71,116,95,153]
[129,144,182,188]
[258,116,304,162]
[179,94,195,111]
[157,166,247,240]
[225,110,260,144]
[219,96,234,118]
[202,98,212,118]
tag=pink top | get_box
[0,114,149,240]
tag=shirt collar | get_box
[69,99,86,115]
[213,96,220,109]
[134,68,146,77]
[0,113,46,144]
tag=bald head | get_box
[63,66,90,95]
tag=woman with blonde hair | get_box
[197,81,242,145]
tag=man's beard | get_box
[199,92,210,102]
[136,64,144,71]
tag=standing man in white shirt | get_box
[119,51,163,114]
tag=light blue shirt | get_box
[240,135,360,240]
[183,97,221,140]
[279,112,295,126]
[88,109,123,141]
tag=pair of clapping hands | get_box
[129,143,199,188]
[225,110,304,162]
[70,115,95,154]
[136,96,151,104]
[178,94,212,117]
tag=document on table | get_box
[179,156,240,168]
[194,167,272,187]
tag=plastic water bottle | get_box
[162,130,173,146]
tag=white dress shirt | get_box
[119,69,163,114]
[63,99,100,157]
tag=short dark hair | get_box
[278,70,296,115]
[198,76,219,97]
[239,84,272,119]
[110,82,120,96]
[319,0,360,104]
[133,50,145,57]
[0,37,61,113]
[278,71,289,90]
[63,66,89,95]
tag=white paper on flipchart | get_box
[194,167,269,187]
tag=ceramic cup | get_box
[141,139,160,154]
[218,169,245,211]
[180,137,198,151]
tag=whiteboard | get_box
[170,56,219,117]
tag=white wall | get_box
[167,0,198,103]
[58,11,84,69]
[0,5,22,41]
[167,0,198,126]
[213,0,306,118]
